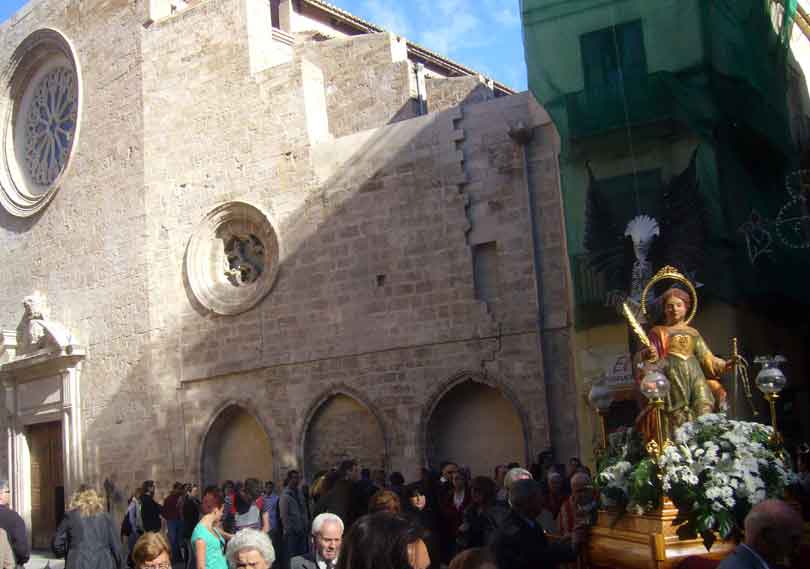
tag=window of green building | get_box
[597,168,662,223]
[581,20,647,93]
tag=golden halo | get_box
[640,265,698,325]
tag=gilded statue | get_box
[631,267,730,441]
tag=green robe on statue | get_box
[644,325,722,440]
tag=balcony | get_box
[566,73,671,139]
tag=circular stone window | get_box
[0,29,81,217]
[186,202,281,315]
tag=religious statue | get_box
[629,267,731,441]
[15,292,72,356]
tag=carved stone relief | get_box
[185,202,281,315]
[0,292,85,526]
[15,292,72,357]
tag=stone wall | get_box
[167,90,559,483]
[426,75,495,114]
[180,331,548,482]
[299,32,418,138]
[0,0,148,488]
[201,406,275,486]
[427,381,526,478]
[0,0,575,518]
[304,393,386,476]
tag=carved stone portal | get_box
[0,293,84,549]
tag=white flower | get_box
[705,487,722,500]
[628,503,644,515]
[597,414,792,525]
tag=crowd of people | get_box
[113,455,596,569]
[0,449,805,569]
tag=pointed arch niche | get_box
[303,392,386,477]
[425,376,527,477]
[200,404,274,486]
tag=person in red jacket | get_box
[163,482,184,563]
[439,470,471,563]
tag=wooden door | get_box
[28,421,64,550]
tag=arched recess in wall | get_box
[302,389,387,478]
[424,373,527,477]
[200,403,274,487]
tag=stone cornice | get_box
[0,345,86,380]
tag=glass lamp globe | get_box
[755,361,787,395]
[640,370,670,401]
[588,383,613,412]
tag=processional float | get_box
[586,265,798,569]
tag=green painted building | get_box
[521,0,810,463]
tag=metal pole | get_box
[654,398,665,452]
[598,411,607,450]
[732,337,739,418]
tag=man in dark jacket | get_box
[0,479,29,566]
[354,469,378,515]
[139,480,163,533]
[182,484,201,566]
[313,460,361,527]
[492,479,586,569]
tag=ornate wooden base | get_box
[587,500,734,569]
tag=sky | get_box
[0,0,528,91]
[335,0,528,90]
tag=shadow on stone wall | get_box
[78,91,564,519]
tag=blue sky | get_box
[336,0,527,90]
[0,0,528,90]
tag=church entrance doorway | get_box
[201,405,274,487]
[426,380,526,478]
[27,421,64,550]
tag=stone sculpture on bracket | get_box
[15,292,73,357]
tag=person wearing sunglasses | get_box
[225,528,275,569]
[132,532,171,569]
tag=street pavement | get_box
[25,552,64,569]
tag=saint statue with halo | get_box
[631,266,732,441]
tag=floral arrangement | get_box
[596,414,795,550]
[597,426,661,514]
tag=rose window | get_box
[186,202,281,315]
[23,66,77,187]
[0,29,82,218]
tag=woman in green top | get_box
[192,487,231,569]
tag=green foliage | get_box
[628,458,661,510]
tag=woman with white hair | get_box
[226,529,275,569]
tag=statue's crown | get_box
[651,265,686,281]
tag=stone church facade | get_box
[0,0,576,546]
